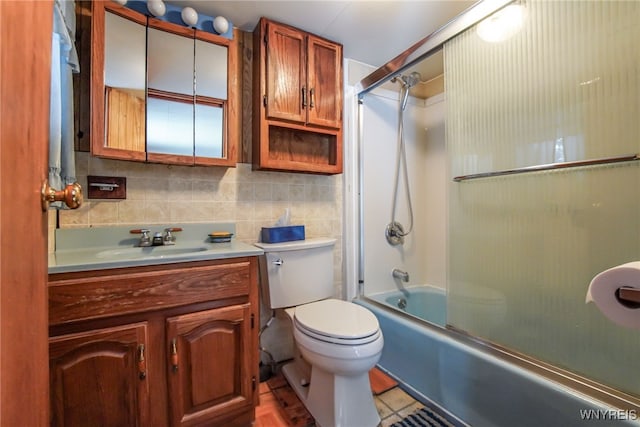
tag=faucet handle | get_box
[130,229,152,247]
[130,228,150,235]
[164,227,183,233]
[163,227,182,245]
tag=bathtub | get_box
[369,286,446,327]
[356,298,640,427]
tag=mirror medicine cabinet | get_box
[90,2,238,167]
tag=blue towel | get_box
[49,0,79,208]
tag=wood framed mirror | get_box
[91,2,238,167]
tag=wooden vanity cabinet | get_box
[48,257,259,427]
[253,18,343,174]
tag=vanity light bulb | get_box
[213,16,229,34]
[181,7,199,27]
[147,0,166,17]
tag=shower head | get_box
[393,71,422,89]
[402,71,422,89]
[393,72,422,110]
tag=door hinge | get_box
[263,95,267,108]
[252,376,257,391]
[251,313,255,329]
[263,34,268,45]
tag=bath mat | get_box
[369,367,398,395]
[391,406,457,427]
[266,373,315,427]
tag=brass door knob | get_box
[41,180,83,211]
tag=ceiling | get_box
[173,0,475,69]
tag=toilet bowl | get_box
[254,238,384,427]
[283,299,383,427]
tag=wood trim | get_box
[225,30,239,166]
[196,30,231,47]
[265,119,340,135]
[148,88,194,104]
[240,30,254,163]
[104,1,147,25]
[148,16,194,38]
[0,1,52,425]
[146,152,195,166]
[74,1,93,151]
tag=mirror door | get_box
[146,23,195,164]
[93,5,147,161]
[91,2,238,166]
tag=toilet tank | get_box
[254,238,336,309]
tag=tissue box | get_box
[261,225,305,243]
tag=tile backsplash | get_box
[51,151,344,295]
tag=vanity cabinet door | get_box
[49,323,150,427]
[166,304,254,427]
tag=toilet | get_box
[255,238,383,427]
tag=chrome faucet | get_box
[392,268,410,282]
[130,227,182,247]
[163,227,182,245]
[130,229,152,247]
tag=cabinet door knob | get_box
[309,88,315,109]
[170,338,179,373]
[138,344,147,380]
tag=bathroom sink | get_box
[95,246,209,260]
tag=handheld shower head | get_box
[394,71,422,110]
[402,71,421,88]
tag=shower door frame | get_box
[347,0,640,412]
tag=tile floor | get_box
[375,386,426,427]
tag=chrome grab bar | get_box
[453,154,639,182]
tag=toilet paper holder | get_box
[617,287,640,305]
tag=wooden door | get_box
[166,304,254,427]
[307,35,343,129]
[0,1,52,425]
[265,21,306,124]
[49,323,150,427]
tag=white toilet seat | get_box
[293,299,381,346]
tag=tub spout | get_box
[392,268,409,282]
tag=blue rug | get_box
[391,406,458,427]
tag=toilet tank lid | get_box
[254,237,336,252]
